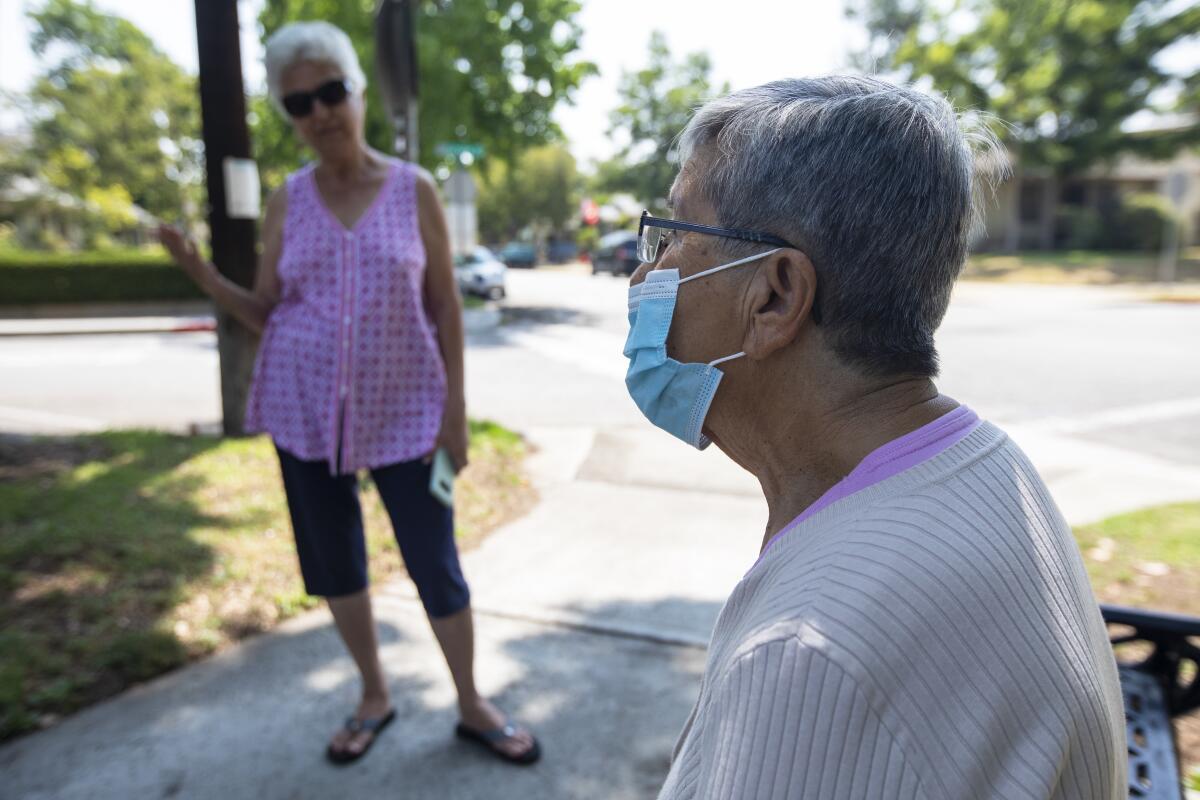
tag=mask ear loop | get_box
[678,248,781,285]
[708,351,745,368]
[686,248,779,369]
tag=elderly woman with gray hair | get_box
[627,76,1126,799]
[159,21,538,766]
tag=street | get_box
[3,267,1200,799]
[2,267,1198,501]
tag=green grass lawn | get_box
[963,250,1200,285]
[0,423,534,740]
[1075,502,1200,614]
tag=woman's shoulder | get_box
[279,163,317,201]
[386,160,438,215]
[382,156,434,189]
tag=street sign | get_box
[435,142,485,159]
[444,169,478,256]
[444,169,477,205]
[1166,171,1188,206]
[1159,170,1188,284]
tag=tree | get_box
[847,0,1200,176]
[25,0,202,224]
[255,0,595,189]
[476,143,577,241]
[595,32,726,214]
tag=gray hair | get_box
[264,21,367,113]
[679,76,1003,378]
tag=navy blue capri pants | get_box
[275,446,470,619]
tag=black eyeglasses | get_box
[637,210,821,324]
[637,211,796,264]
[282,79,352,118]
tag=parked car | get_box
[591,231,640,276]
[546,240,579,264]
[454,246,507,300]
[497,242,537,269]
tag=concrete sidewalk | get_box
[0,593,707,800]
[4,416,1197,799]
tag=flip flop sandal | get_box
[455,719,542,766]
[326,708,396,765]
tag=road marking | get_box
[1018,396,1200,435]
[0,405,106,432]
[499,323,628,379]
[490,326,1200,439]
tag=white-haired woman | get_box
[159,21,539,766]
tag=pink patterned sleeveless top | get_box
[245,159,447,473]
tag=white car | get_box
[454,246,507,300]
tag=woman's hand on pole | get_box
[157,224,216,292]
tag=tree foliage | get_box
[848,0,1200,175]
[595,32,726,214]
[255,0,595,189]
[476,143,577,241]
[24,0,202,221]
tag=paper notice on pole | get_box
[223,157,261,219]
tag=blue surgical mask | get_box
[623,249,780,449]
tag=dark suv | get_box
[591,231,639,276]
[498,242,537,269]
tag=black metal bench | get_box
[1101,604,1200,799]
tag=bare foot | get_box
[328,693,393,760]
[458,696,537,760]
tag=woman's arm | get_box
[158,188,287,336]
[416,169,469,471]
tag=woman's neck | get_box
[318,146,378,183]
[715,373,953,547]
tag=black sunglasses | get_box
[282,79,352,118]
[637,211,821,323]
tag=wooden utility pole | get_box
[194,0,258,435]
[375,0,420,161]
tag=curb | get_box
[0,317,217,337]
[463,305,501,333]
[0,306,501,338]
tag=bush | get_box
[0,223,18,253]
[0,250,204,306]
[1100,193,1180,252]
[1055,205,1104,250]
[577,225,599,255]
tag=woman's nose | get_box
[311,99,334,122]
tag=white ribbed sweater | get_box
[658,423,1127,800]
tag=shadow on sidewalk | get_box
[0,596,722,800]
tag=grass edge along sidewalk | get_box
[962,249,1200,287]
[0,422,536,741]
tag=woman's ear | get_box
[743,250,817,359]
